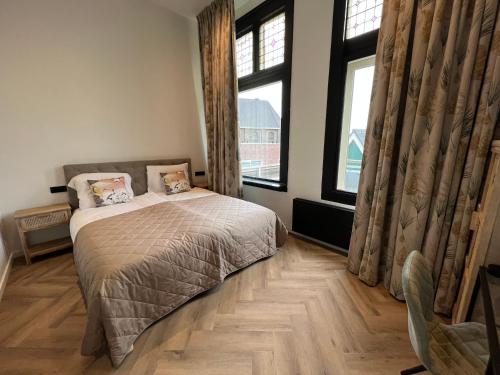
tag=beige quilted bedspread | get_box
[73,194,287,367]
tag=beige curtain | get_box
[198,0,242,197]
[348,0,500,315]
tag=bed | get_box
[63,159,288,367]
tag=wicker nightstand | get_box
[14,203,72,264]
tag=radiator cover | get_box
[292,198,354,251]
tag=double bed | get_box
[63,159,287,367]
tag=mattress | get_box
[70,188,216,241]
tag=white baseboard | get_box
[11,249,23,258]
[0,252,13,302]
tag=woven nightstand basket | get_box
[18,210,69,231]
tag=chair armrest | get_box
[479,267,500,375]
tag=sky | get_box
[348,62,374,130]
[239,81,283,117]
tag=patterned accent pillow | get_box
[87,177,131,207]
[160,171,191,195]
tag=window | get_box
[239,82,282,180]
[267,131,277,144]
[338,56,375,193]
[236,0,293,191]
[322,0,381,205]
[346,0,383,39]
[236,32,253,78]
[259,13,285,69]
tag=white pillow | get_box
[68,172,134,209]
[147,164,190,193]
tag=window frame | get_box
[236,0,294,192]
[321,0,379,205]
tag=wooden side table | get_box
[14,203,72,264]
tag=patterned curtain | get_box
[198,0,242,198]
[348,0,500,315]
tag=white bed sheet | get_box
[70,188,216,241]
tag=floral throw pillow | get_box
[87,177,131,207]
[160,171,191,195]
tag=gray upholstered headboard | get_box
[63,158,192,208]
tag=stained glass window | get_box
[259,13,286,70]
[346,0,383,39]
[236,32,253,78]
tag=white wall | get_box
[0,0,206,255]
[241,0,339,228]
[0,214,11,300]
[235,0,265,18]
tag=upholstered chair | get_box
[401,250,490,374]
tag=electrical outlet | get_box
[50,186,67,193]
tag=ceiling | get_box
[153,0,212,18]
[153,0,263,18]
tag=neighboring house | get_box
[239,98,281,144]
[238,98,281,179]
[344,128,366,192]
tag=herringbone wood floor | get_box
[0,236,421,374]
